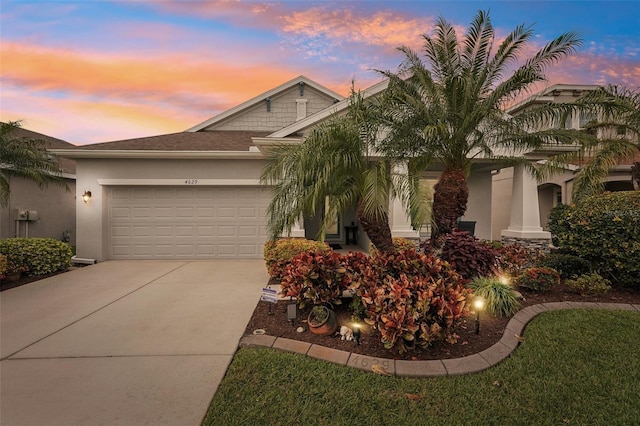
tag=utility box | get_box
[13,209,39,221]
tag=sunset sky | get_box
[1,0,639,145]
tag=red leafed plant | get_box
[280,250,350,309]
[440,230,500,281]
[353,249,471,353]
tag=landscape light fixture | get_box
[287,303,297,326]
[473,296,485,335]
[352,323,361,346]
[82,191,92,203]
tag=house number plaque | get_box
[184,179,199,185]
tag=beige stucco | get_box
[75,158,267,260]
[0,176,76,245]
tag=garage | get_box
[107,186,270,259]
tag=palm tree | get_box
[376,10,584,250]
[0,121,67,206]
[261,90,426,253]
[568,85,639,199]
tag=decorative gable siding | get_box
[205,86,337,132]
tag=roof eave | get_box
[49,149,265,160]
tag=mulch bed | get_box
[0,271,68,292]
[244,284,640,361]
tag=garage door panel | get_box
[108,187,269,259]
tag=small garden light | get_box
[499,274,510,286]
[287,303,297,326]
[473,296,485,335]
[352,323,361,346]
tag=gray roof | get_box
[74,131,270,151]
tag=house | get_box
[492,84,638,239]
[52,75,557,261]
[0,126,76,245]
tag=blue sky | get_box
[1,0,638,144]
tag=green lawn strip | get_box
[203,310,640,426]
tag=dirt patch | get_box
[244,284,640,360]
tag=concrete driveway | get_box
[0,260,268,426]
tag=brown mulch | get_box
[244,285,640,361]
[0,271,68,292]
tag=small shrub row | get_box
[369,237,417,256]
[264,238,330,281]
[0,238,73,276]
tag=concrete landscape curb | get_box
[239,303,640,377]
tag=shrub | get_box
[440,230,499,281]
[547,203,573,247]
[566,273,611,296]
[369,237,417,256]
[353,249,470,353]
[0,238,72,276]
[538,252,590,280]
[0,253,7,279]
[279,250,349,309]
[516,267,560,292]
[492,242,542,276]
[264,238,330,281]
[547,191,640,287]
[468,276,520,317]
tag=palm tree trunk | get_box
[356,201,395,253]
[429,168,469,253]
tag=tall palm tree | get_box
[261,90,426,253]
[568,85,639,199]
[0,121,66,206]
[376,10,584,250]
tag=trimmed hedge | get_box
[548,191,640,287]
[264,238,330,281]
[0,238,73,276]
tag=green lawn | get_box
[204,309,640,425]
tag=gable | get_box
[188,75,344,133]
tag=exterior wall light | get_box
[82,191,92,203]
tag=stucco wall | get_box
[461,169,493,240]
[75,158,267,260]
[209,86,337,132]
[0,176,76,245]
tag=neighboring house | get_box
[0,126,76,245]
[492,84,638,239]
[53,75,558,261]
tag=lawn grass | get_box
[203,309,640,425]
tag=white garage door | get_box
[107,186,270,259]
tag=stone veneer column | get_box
[501,164,551,250]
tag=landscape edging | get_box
[238,303,640,377]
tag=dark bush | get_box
[547,191,640,287]
[440,230,499,280]
[538,252,591,279]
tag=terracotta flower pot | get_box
[308,306,338,336]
